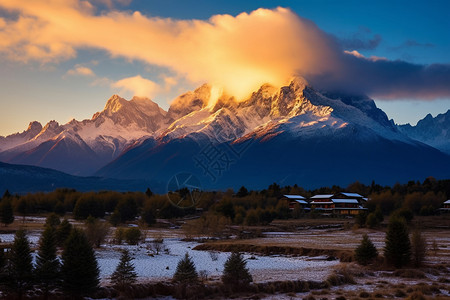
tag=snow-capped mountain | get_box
[0,95,167,175]
[96,77,450,189]
[1,76,450,190]
[398,110,450,155]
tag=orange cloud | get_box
[0,1,338,100]
[66,64,95,76]
[1,1,448,101]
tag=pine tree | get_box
[355,234,378,265]
[173,253,198,283]
[61,228,100,297]
[45,213,61,229]
[0,198,14,226]
[384,217,411,268]
[55,218,72,247]
[35,226,60,299]
[145,187,153,198]
[111,249,137,293]
[7,229,34,299]
[222,252,253,287]
[2,189,11,199]
[411,228,427,267]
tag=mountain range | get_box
[398,110,450,155]
[1,76,450,193]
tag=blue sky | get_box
[0,0,449,136]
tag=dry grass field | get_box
[1,214,449,299]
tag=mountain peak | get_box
[43,120,60,130]
[289,76,309,91]
[168,83,211,119]
[103,94,127,114]
[27,121,43,132]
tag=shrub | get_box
[85,216,110,248]
[355,234,378,265]
[359,291,370,298]
[365,212,378,228]
[173,253,198,283]
[407,291,426,300]
[125,227,142,245]
[411,229,427,267]
[114,228,125,244]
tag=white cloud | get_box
[111,75,161,98]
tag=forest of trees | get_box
[0,177,448,228]
[0,177,446,298]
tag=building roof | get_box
[443,200,450,204]
[339,192,363,198]
[311,201,334,205]
[332,199,359,204]
[310,194,334,199]
[294,199,308,204]
[284,194,306,200]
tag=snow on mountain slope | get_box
[167,84,211,121]
[2,76,448,185]
[160,76,406,145]
[0,95,168,175]
[0,121,42,151]
[96,76,450,190]
[398,109,450,154]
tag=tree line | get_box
[0,177,448,228]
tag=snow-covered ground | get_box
[0,231,339,285]
[96,238,339,284]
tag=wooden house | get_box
[439,200,450,213]
[310,194,335,214]
[283,195,309,211]
[310,193,367,215]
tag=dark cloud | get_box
[339,34,382,50]
[337,27,382,50]
[309,51,450,100]
[389,39,435,51]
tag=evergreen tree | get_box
[16,198,28,223]
[236,186,249,197]
[0,198,14,226]
[411,228,427,267]
[7,229,34,299]
[355,234,378,265]
[35,226,60,299]
[45,213,61,229]
[173,253,198,283]
[111,249,137,293]
[55,218,72,247]
[384,217,411,268]
[2,189,11,199]
[222,252,253,287]
[145,187,153,198]
[61,228,100,297]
